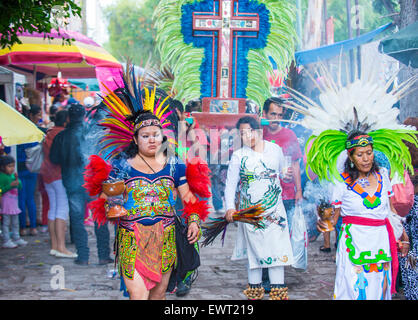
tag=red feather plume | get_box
[83,155,112,196]
[182,198,211,222]
[88,198,107,227]
[186,157,212,198]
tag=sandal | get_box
[320,246,331,253]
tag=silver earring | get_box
[350,161,354,169]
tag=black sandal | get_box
[320,246,331,253]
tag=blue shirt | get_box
[110,157,186,229]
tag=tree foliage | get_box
[104,0,160,66]
[0,0,81,49]
[326,0,393,42]
[298,0,394,43]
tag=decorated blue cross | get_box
[191,0,260,99]
[182,0,270,114]
[155,0,297,125]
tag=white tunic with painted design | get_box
[225,141,294,269]
[332,168,394,300]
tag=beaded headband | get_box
[134,119,162,132]
[346,135,373,152]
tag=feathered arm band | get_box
[182,198,211,226]
[83,155,113,227]
[186,157,212,198]
[181,157,212,225]
[83,155,112,196]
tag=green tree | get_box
[104,0,160,66]
[373,0,400,25]
[0,0,81,49]
[327,0,393,42]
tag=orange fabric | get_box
[133,221,164,290]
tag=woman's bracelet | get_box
[188,213,201,228]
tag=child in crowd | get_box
[0,155,27,248]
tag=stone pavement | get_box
[0,212,405,300]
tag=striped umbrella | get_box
[0,28,122,79]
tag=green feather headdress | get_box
[285,62,418,182]
[153,0,297,107]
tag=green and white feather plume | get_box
[284,62,418,182]
[247,0,297,108]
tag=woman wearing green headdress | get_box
[317,130,410,300]
[285,63,418,300]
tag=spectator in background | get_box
[398,117,418,300]
[261,96,303,292]
[262,97,303,227]
[185,99,202,113]
[49,104,89,264]
[0,155,27,248]
[50,104,112,265]
[40,110,77,258]
[17,104,44,236]
[51,94,68,110]
[46,105,58,129]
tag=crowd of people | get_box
[1,88,113,266]
[0,81,417,301]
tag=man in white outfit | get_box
[224,116,294,300]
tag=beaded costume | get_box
[83,67,211,292]
[111,158,186,289]
[285,63,418,299]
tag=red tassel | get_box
[83,155,112,196]
[183,198,210,222]
[186,157,212,198]
[87,198,107,227]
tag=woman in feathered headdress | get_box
[83,67,211,300]
[286,63,417,300]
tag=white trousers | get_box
[44,179,69,221]
[248,265,284,285]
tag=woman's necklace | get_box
[137,153,166,174]
[357,171,374,188]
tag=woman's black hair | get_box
[124,110,167,159]
[22,104,42,119]
[49,105,58,123]
[236,115,261,130]
[52,94,62,105]
[0,155,15,170]
[344,130,379,185]
[54,110,69,127]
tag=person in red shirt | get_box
[263,97,303,210]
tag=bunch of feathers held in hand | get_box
[201,204,265,247]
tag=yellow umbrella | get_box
[0,99,44,146]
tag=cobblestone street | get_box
[0,212,405,301]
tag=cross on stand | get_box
[189,0,262,127]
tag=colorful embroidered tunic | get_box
[331,168,394,300]
[224,141,294,269]
[110,157,186,290]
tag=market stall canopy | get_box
[379,21,418,68]
[0,28,122,79]
[0,99,44,146]
[68,78,100,91]
[270,22,393,68]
